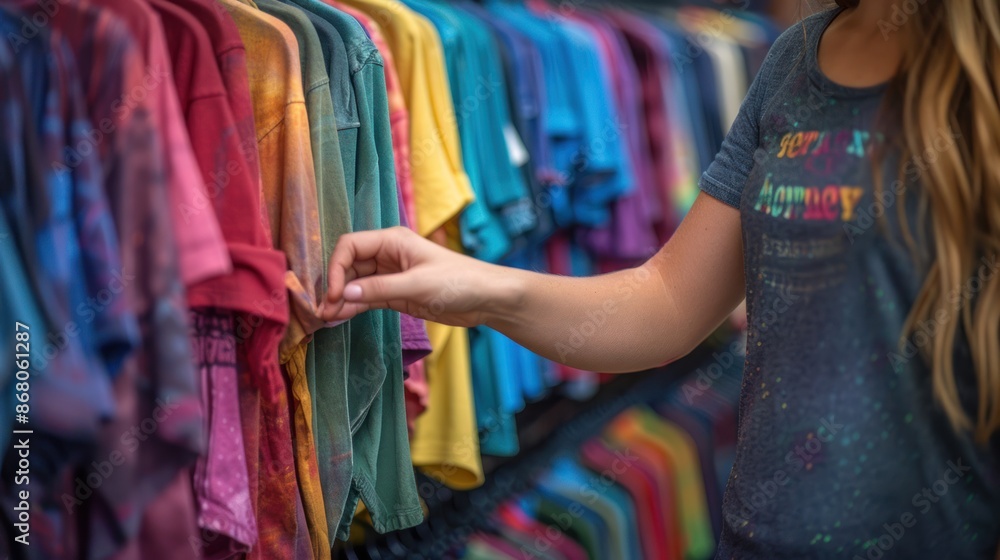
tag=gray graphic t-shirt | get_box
[700,9,1000,559]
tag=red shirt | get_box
[150,3,312,560]
[165,0,289,317]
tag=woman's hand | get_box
[320,226,519,328]
[319,193,745,373]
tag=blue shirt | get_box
[0,11,136,442]
[551,16,632,228]
[486,2,580,227]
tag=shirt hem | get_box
[698,173,743,209]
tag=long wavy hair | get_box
[829,0,1000,443]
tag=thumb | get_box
[343,272,420,304]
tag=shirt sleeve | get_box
[698,23,797,209]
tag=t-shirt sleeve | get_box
[698,24,796,209]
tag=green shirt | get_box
[282,0,420,538]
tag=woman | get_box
[321,0,1000,557]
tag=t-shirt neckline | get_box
[807,7,890,99]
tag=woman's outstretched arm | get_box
[321,192,745,372]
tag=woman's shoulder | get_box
[771,10,831,56]
[754,9,836,90]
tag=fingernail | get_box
[344,284,362,301]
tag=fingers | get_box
[326,228,407,304]
[343,272,420,305]
[350,259,378,279]
[319,300,372,323]
[318,272,418,322]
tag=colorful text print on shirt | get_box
[775,129,879,160]
[751,128,886,222]
[753,175,864,222]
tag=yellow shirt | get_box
[339,0,474,236]
[339,0,483,490]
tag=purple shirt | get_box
[605,11,685,240]
[396,193,431,367]
[569,12,660,264]
[189,309,256,556]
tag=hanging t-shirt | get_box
[231,1,332,554]
[258,0,358,548]
[580,439,670,559]
[630,407,715,558]
[0,30,85,559]
[148,0,270,551]
[604,415,685,560]
[217,0,324,556]
[605,10,694,237]
[544,458,639,560]
[253,0,358,553]
[458,0,555,249]
[8,2,206,557]
[339,0,484,493]
[570,12,659,264]
[527,3,631,229]
[163,0,291,318]
[340,0,474,237]
[654,19,716,178]
[0,8,129,444]
[331,0,432,407]
[534,484,611,559]
[279,0,421,538]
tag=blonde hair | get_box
[833,0,1000,443]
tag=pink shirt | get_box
[88,0,232,287]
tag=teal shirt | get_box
[282,0,420,538]
[293,6,359,132]
[448,4,536,238]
